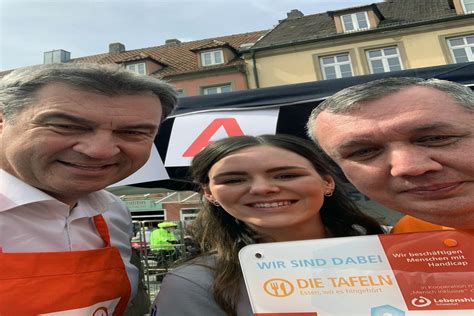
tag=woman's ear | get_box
[323,176,335,192]
[203,187,221,206]
[203,186,214,203]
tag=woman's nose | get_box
[248,178,280,195]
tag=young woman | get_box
[151,134,383,316]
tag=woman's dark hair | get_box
[188,134,383,315]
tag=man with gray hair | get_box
[307,77,474,233]
[0,63,177,314]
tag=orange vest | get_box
[391,215,454,234]
[0,215,131,316]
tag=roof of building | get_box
[70,30,267,78]
[190,39,232,52]
[252,0,467,50]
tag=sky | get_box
[0,0,375,71]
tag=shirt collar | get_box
[76,190,117,218]
[0,169,114,217]
[0,169,60,212]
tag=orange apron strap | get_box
[93,214,112,246]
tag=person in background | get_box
[150,221,179,251]
[150,221,180,263]
[149,221,180,282]
[0,63,177,315]
[307,77,474,233]
[151,134,383,316]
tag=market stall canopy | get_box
[135,61,474,191]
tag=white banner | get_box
[165,109,280,167]
[109,145,169,187]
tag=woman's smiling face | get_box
[204,145,334,240]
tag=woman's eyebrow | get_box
[212,171,247,179]
[212,166,306,179]
[266,166,306,172]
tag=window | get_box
[126,63,146,75]
[366,47,403,74]
[447,35,474,63]
[202,84,232,95]
[320,53,354,80]
[180,208,199,222]
[341,12,369,32]
[176,89,186,97]
[461,0,474,13]
[201,49,224,66]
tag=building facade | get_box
[245,0,474,88]
[70,31,266,97]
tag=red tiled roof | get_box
[190,39,230,51]
[118,53,165,65]
[252,0,464,50]
[71,30,267,78]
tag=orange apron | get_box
[0,215,131,316]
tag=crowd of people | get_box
[0,63,472,315]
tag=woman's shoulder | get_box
[152,255,226,315]
[167,255,217,285]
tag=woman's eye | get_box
[275,174,301,180]
[220,178,245,185]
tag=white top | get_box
[0,169,138,299]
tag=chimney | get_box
[165,39,181,45]
[109,42,125,54]
[287,9,304,19]
[43,49,71,64]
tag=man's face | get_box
[0,83,163,206]
[312,86,474,229]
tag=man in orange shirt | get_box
[307,77,474,233]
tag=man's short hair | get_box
[306,77,474,142]
[0,63,178,122]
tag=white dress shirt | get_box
[0,169,138,299]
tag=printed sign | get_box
[165,109,280,167]
[123,199,162,211]
[239,230,474,316]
